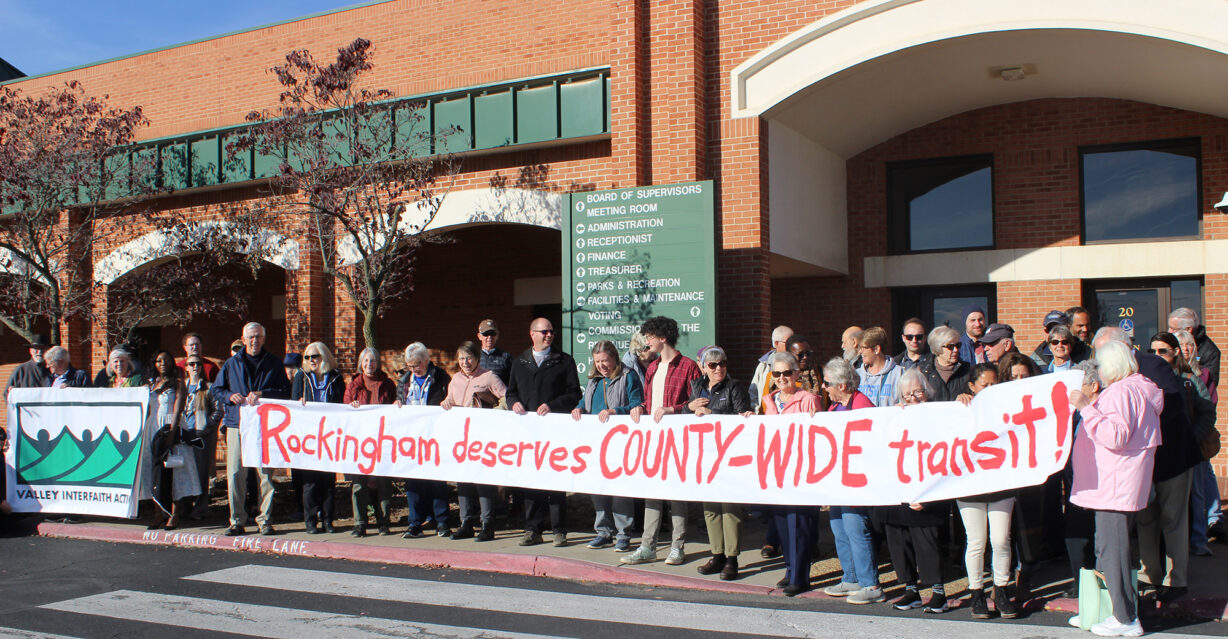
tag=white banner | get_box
[241,372,1082,506]
[5,387,149,517]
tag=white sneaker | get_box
[847,586,886,604]
[823,581,861,597]
[664,547,685,565]
[619,546,657,565]
[1091,615,1144,637]
[1068,615,1082,628]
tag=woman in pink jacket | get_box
[763,351,820,596]
[1068,340,1162,638]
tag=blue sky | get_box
[0,0,375,78]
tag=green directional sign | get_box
[561,181,716,375]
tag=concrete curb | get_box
[36,522,775,596]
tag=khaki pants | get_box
[641,499,688,550]
[226,427,275,527]
[703,502,742,557]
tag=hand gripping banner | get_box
[241,371,1082,506]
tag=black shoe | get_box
[305,526,320,535]
[1015,571,1032,606]
[761,544,781,559]
[259,524,276,536]
[402,525,423,539]
[893,589,923,610]
[224,525,246,537]
[378,525,391,536]
[775,577,790,588]
[923,591,948,614]
[697,555,727,576]
[451,526,475,540]
[1062,586,1079,599]
[782,583,809,597]
[969,589,990,619]
[323,522,336,534]
[351,525,366,538]
[1158,586,1188,603]
[476,526,495,542]
[719,557,739,581]
[437,527,452,538]
[994,586,1018,619]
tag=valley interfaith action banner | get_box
[5,387,150,518]
[242,371,1082,506]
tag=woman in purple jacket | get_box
[1068,340,1162,638]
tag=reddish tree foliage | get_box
[234,38,459,351]
[0,81,154,344]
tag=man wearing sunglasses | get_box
[477,319,512,385]
[892,317,930,371]
[1030,310,1090,370]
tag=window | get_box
[888,155,993,254]
[1081,139,1200,243]
[1084,278,1202,348]
[892,284,996,341]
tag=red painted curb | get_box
[37,523,774,596]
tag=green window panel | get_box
[133,146,159,192]
[354,107,393,161]
[222,133,252,183]
[560,77,605,138]
[395,102,431,158]
[161,142,190,191]
[190,136,221,187]
[433,96,471,154]
[103,152,132,201]
[253,143,282,179]
[473,90,513,150]
[321,116,351,166]
[516,84,557,144]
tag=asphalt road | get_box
[0,536,1221,638]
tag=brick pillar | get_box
[609,0,650,187]
[333,284,362,374]
[647,0,706,184]
[285,228,332,357]
[1206,273,1228,485]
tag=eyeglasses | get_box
[480,330,498,337]
[533,329,555,335]
[903,334,925,341]
[770,370,796,378]
[706,362,727,370]
[942,343,961,351]
[793,350,815,359]
[1149,347,1172,355]
[305,354,321,361]
[821,380,832,387]
[902,390,925,400]
[1049,339,1072,346]
[858,344,875,351]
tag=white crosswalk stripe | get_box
[32,564,1213,639]
[41,590,570,639]
[0,629,81,639]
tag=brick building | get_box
[2,0,1227,480]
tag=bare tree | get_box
[234,38,458,351]
[0,81,154,344]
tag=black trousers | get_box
[301,470,336,525]
[774,506,819,587]
[884,523,942,586]
[523,489,567,534]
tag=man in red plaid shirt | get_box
[621,316,702,566]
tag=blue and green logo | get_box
[16,404,144,488]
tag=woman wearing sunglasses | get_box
[1044,325,1079,373]
[182,354,223,520]
[292,342,345,534]
[686,345,753,581]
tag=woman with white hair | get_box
[879,368,950,613]
[821,357,882,604]
[344,346,396,537]
[396,342,453,539]
[104,348,143,388]
[764,351,820,596]
[292,342,345,534]
[1067,340,1162,637]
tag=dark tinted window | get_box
[888,156,993,254]
[1082,140,1199,243]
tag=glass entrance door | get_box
[1094,289,1159,348]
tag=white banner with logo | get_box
[5,388,149,517]
[241,372,1082,506]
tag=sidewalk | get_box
[30,500,1228,623]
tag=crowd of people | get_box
[3,305,1224,636]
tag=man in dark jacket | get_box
[211,322,291,537]
[43,346,91,388]
[1169,307,1220,392]
[958,305,989,366]
[1094,326,1200,602]
[892,317,931,371]
[5,334,50,392]
[506,317,581,546]
[477,319,513,385]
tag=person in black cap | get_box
[5,334,51,393]
[980,323,1017,364]
[283,352,303,382]
[1030,310,1090,369]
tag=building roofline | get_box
[1,0,394,86]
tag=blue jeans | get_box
[406,479,450,527]
[1190,461,1223,547]
[829,506,878,588]
[591,494,635,542]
